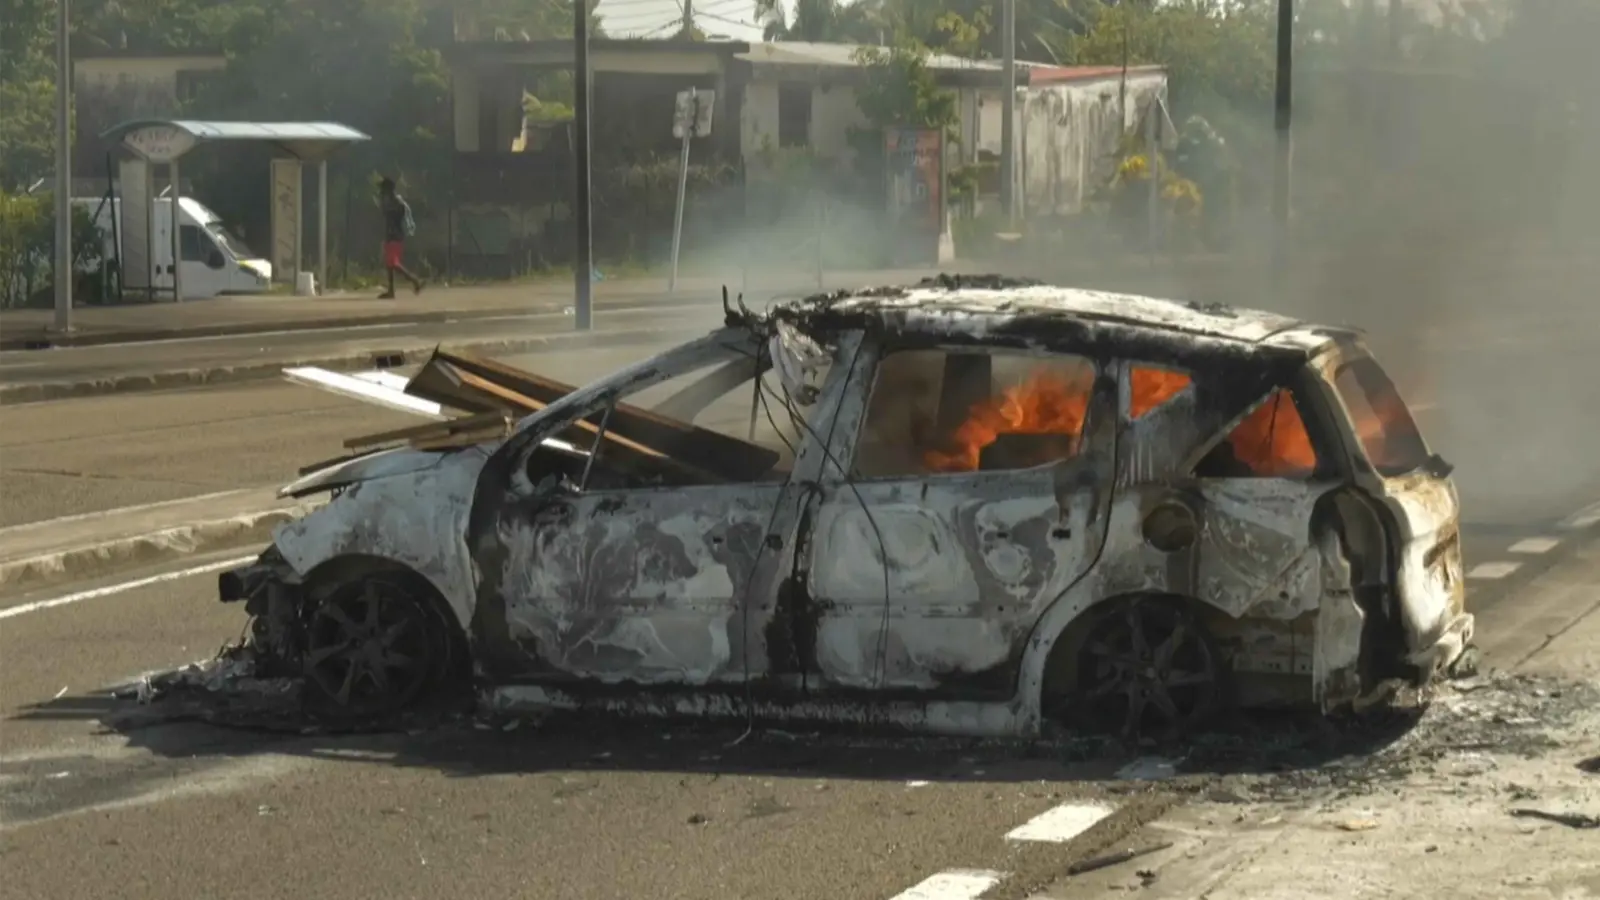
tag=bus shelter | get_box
[99,119,369,301]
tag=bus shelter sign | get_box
[123,125,198,164]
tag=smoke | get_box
[994,2,1600,524]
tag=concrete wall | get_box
[977,72,1166,218]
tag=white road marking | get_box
[0,555,255,620]
[1005,802,1114,843]
[1508,537,1561,555]
[888,869,1005,900]
[1468,561,1522,580]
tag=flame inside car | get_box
[921,364,1320,477]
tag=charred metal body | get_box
[220,276,1473,736]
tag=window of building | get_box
[853,347,1099,479]
[777,83,812,148]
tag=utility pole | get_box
[681,0,693,35]
[1000,0,1017,222]
[1270,0,1293,293]
[572,0,594,331]
[54,0,73,332]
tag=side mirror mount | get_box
[206,249,226,269]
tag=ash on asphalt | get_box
[16,653,1597,806]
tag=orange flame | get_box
[923,367,1093,471]
[1225,390,1316,477]
[923,365,1320,477]
[1130,367,1192,417]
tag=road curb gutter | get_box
[0,325,709,405]
[0,502,320,594]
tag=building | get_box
[445,38,1168,218]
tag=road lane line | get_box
[1005,802,1114,843]
[1468,561,1522,580]
[1509,537,1561,555]
[0,555,255,620]
[888,869,1005,900]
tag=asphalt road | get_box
[0,302,732,390]
[2,525,1594,900]
[0,342,681,528]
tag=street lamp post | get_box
[999,0,1017,223]
[572,0,594,331]
[54,0,73,332]
[1270,0,1294,292]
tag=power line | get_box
[696,10,761,30]
[695,0,753,16]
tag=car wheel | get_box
[302,576,442,720]
[1067,596,1225,741]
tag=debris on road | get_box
[1510,808,1600,830]
[1336,818,1380,832]
[1065,841,1174,876]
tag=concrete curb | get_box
[0,324,712,405]
[0,501,321,594]
[0,292,708,352]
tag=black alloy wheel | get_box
[1071,597,1224,741]
[303,578,438,719]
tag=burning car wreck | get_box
[212,275,1474,740]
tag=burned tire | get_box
[1060,596,1225,741]
[301,575,451,721]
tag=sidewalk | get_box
[0,268,951,351]
[0,488,317,594]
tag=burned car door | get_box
[1113,360,1342,679]
[467,330,812,687]
[796,342,1118,694]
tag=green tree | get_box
[754,0,880,42]
[0,0,62,190]
[1061,0,1274,122]
[871,0,1104,62]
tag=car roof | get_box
[772,276,1353,361]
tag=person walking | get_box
[378,177,424,297]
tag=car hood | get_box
[279,447,464,499]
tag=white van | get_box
[76,196,274,300]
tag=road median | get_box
[0,323,711,405]
[0,489,321,595]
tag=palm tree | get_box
[754,0,880,42]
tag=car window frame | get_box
[833,339,1110,485]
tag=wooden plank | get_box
[450,368,675,460]
[434,348,781,482]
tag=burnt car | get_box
[221,277,1472,738]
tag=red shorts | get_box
[382,240,405,268]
